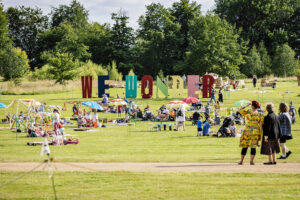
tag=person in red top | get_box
[117,105,122,117]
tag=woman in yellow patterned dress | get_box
[238,101,263,165]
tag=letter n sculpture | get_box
[81,76,92,98]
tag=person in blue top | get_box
[202,118,211,136]
[197,116,203,136]
[298,106,300,118]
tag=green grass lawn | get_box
[0,81,299,163]
[1,171,300,199]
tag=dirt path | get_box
[1,162,300,173]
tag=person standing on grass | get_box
[210,87,216,103]
[252,75,257,88]
[238,101,263,165]
[278,103,293,159]
[218,88,223,103]
[197,116,203,136]
[289,101,296,124]
[261,103,281,165]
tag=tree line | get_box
[0,0,299,85]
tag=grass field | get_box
[0,80,299,199]
[1,172,300,199]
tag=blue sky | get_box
[2,0,215,29]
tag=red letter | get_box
[202,75,214,98]
[141,75,153,99]
[81,76,92,98]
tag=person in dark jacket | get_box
[261,103,282,165]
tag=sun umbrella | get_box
[0,103,8,108]
[110,99,127,106]
[234,100,250,107]
[167,101,189,108]
[48,105,63,110]
[182,97,199,104]
[82,101,103,111]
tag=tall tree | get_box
[50,0,88,29]
[257,41,271,76]
[110,10,134,75]
[241,46,263,77]
[6,6,48,68]
[272,44,298,77]
[214,0,299,55]
[81,22,112,66]
[170,0,201,59]
[184,14,247,76]
[137,3,180,76]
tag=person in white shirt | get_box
[176,105,186,130]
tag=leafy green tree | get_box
[110,10,134,75]
[257,41,271,76]
[55,24,91,61]
[50,0,88,29]
[137,3,180,76]
[6,6,48,68]
[170,0,201,59]
[272,44,298,77]
[241,46,263,77]
[0,47,30,83]
[214,0,299,55]
[41,51,79,85]
[0,1,11,50]
[184,14,247,76]
[81,23,112,66]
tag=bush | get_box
[109,61,122,80]
[28,64,54,81]
[128,69,135,76]
[75,60,108,79]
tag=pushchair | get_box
[216,117,235,137]
[233,112,244,125]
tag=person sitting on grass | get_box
[205,102,211,119]
[202,118,211,136]
[229,122,236,136]
[214,110,221,125]
[197,116,203,136]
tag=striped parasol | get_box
[109,99,127,106]
[167,100,189,108]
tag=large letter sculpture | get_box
[98,75,109,98]
[202,74,214,98]
[187,75,199,98]
[141,75,153,99]
[171,76,184,98]
[125,75,137,98]
[81,76,92,98]
[156,76,168,99]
